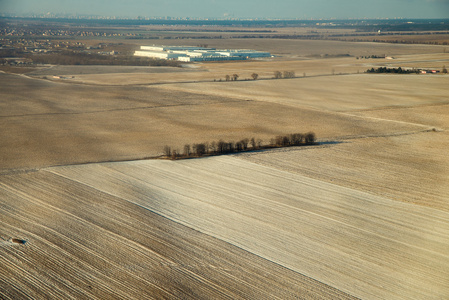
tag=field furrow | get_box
[49,157,449,299]
[241,131,449,211]
[2,40,448,299]
[0,171,354,299]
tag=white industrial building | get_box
[134,45,271,62]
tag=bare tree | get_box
[275,135,290,146]
[305,132,316,144]
[193,143,207,156]
[217,140,226,154]
[251,73,259,80]
[171,149,179,159]
[290,133,304,145]
[204,141,210,154]
[274,136,282,147]
[232,74,239,81]
[209,141,217,154]
[250,137,257,149]
[163,145,172,157]
[283,71,295,78]
[274,71,282,79]
[183,144,191,157]
[240,138,249,150]
[235,141,243,151]
[225,75,230,81]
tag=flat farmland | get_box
[127,38,448,57]
[158,73,449,111]
[26,65,200,76]
[352,102,449,129]
[241,131,449,211]
[36,156,449,299]
[1,37,449,299]
[40,53,449,86]
[0,72,427,170]
[0,169,354,299]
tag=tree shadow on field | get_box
[318,141,346,145]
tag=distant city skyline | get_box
[1,0,449,19]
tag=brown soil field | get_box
[353,103,449,129]
[46,58,449,87]
[158,73,449,112]
[44,157,449,299]
[0,66,39,74]
[1,71,430,170]
[333,33,449,45]
[241,131,449,211]
[26,65,200,76]
[36,51,448,87]
[126,38,448,57]
[0,170,354,299]
[1,38,449,299]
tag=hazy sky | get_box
[2,0,449,19]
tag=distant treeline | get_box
[366,67,420,74]
[357,55,385,59]
[163,132,317,160]
[25,51,182,67]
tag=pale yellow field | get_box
[40,53,449,86]
[1,169,353,299]
[241,131,449,211]
[158,74,449,112]
[2,71,432,170]
[1,39,449,299]
[43,156,449,299]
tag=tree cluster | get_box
[273,70,296,79]
[366,67,419,74]
[218,70,296,82]
[225,74,239,81]
[356,55,385,59]
[270,132,316,147]
[163,132,316,160]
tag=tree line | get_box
[367,66,448,74]
[274,70,296,79]
[366,67,420,74]
[163,132,316,159]
[218,70,295,82]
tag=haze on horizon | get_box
[1,0,449,19]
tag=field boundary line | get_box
[0,99,250,119]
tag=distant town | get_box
[1,16,448,68]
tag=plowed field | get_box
[1,169,354,299]
[1,42,448,299]
[4,156,444,299]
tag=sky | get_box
[1,0,449,19]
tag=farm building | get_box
[134,45,272,62]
